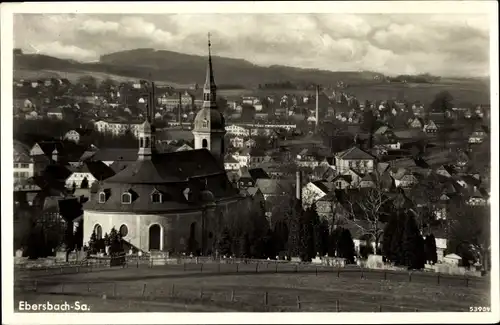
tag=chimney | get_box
[295,170,302,201]
[315,85,319,131]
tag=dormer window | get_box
[151,189,163,203]
[202,119,208,128]
[121,192,132,204]
[99,192,106,203]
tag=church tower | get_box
[192,33,226,163]
[138,82,157,160]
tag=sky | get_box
[13,13,491,77]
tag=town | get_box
[12,35,491,312]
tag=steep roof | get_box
[248,168,270,180]
[335,146,375,160]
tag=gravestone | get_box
[366,255,384,269]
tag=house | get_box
[359,173,377,188]
[46,107,63,120]
[248,168,270,180]
[25,111,40,120]
[225,124,250,137]
[331,175,352,190]
[236,167,255,189]
[224,155,240,171]
[391,169,418,188]
[468,127,487,144]
[174,144,193,152]
[232,149,251,168]
[334,146,375,175]
[315,192,348,221]
[14,140,35,184]
[409,118,423,129]
[64,128,92,144]
[423,120,438,133]
[301,180,333,209]
[65,161,116,189]
[244,138,256,148]
[249,148,270,167]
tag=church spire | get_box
[203,32,217,109]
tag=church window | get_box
[98,192,107,203]
[121,192,132,204]
[94,224,103,239]
[202,119,208,128]
[202,139,208,148]
[119,224,129,237]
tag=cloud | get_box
[13,13,490,77]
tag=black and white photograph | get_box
[1,1,498,324]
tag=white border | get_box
[1,1,499,324]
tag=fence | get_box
[15,255,487,290]
[15,279,438,312]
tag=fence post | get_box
[200,287,203,299]
[414,308,418,312]
[77,266,79,273]
[256,263,258,273]
[295,264,298,273]
[61,283,64,293]
[137,259,139,268]
[465,277,469,287]
[201,264,203,272]
[275,263,278,273]
[231,289,235,302]
[33,280,37,292]
[113,282,117,297]
[218,263,221,273]
[264,291,268,306]
[379,305,382,312]
[60,266,63,274]
[316,267,318,276]
[236,263,239,273]
[142,283,147,297]
[337,267,340,277]
[296,296,301,310]
[409,272,412,282]
[361,269,364,279]
[336,299,340,312]
[384,271,387,280]
[171,284,175,297]
[437,273,440,285]
[87,282,91,292]
[183,263,186,271]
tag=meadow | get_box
[14,262,490,312]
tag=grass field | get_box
[14,263,490,312]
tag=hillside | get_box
[14,50,384,87]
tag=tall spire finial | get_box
[203,32,217,109]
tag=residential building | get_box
[225,124,250,137]
[334,146,375,175]
[229,136,244,148]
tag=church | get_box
[83,37,256,255]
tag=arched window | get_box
[202,139,208,148]
[121,192,132,204]
[98,192,106,203]
[94,224,103,239]
[119,224,128,237]
[202,119,208,128]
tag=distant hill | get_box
[14,49,385,87]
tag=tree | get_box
[77,75,98,92]
[239,232,251,258]
[88,230,98,254]
[430,91,453,113]
[299,208,315,262]
[337,228,355,263]
[402,214,425,269]
[424,234,438,264]
[287,200,302,259]
[342,178,393,254]
[80,177,89,189]
[383,211,407,265]
[448,202,490,271]
[216,227,232,257]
